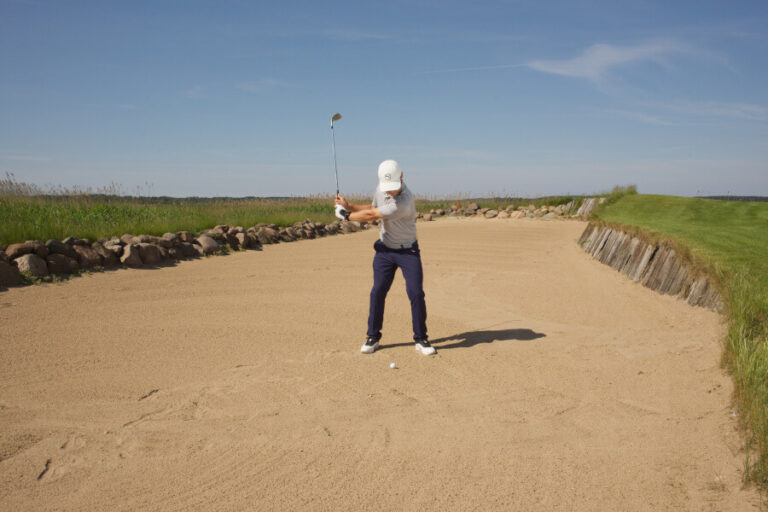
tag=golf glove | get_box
[335,204,351,221]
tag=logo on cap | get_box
[384,173,391,180]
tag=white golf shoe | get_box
[361,336,380,354]
[415,338,436,356]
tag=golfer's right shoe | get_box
[361,336,380,354]
[414,338,436,356]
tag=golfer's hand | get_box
[335,204,350,221]
[335,194,350,209]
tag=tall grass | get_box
[594,194,768,486]
[1,173,590,244]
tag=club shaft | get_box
[331,123,339,194]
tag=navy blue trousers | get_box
[367,240,428,340]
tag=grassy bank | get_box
[593,194,768,485]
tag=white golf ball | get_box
[390,362,397,369]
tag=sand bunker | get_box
[0,217,759,510]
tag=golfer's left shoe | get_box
[414,338,436,356]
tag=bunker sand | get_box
[0,218,760,510]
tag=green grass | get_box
[594,193,768,485]
[0,173,588,244]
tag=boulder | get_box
[46,253,79,274]
[62,236,77,245]
[257,227,279,244]
[155,237,173,249]
[92,242,119,267]
[73,238,90,246]
[73,245,103,268]
[423,213,433,221]
[436,209,445,216]
[180,242,199,258]
[162,232,178,243]
[554,207,564,216]
[196,235,219,255]
[235,232,248,249]
[484,209,498,218]
[139,243,163,264]
[498,210,511,219]
[0,261,23,286]
[5,243,33,260]
[45,239,79,259]
[25,241,49,258]
[177,231,194,243]
[468,203,479,211]
[527,204,536,211]
[120,234,136,245]
[540,212,558,221]
[134,234,153,244]
[120,244,143,267]
[246,232,261,249]
[0,250,8,263]
[510,210,526,219]
[15,253,48,277]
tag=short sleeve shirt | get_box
[372,183,418,248]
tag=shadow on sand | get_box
[379,328,546,351]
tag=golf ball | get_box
[390,362,397,369]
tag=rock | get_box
[235,232,248,249]
[467,203,479,211]
[213,225,229,235]
[423,213,433,221]
[5,243,34,260]
[436,209,445,216]
[44,239,78,260]
[24,240,49,258]
[154,238,172,249]
[534,209,546,218]
[139,243,163,264]
[478,208,489,215]
[72,245,102,268]
[180,242,199,258]
[162,232,179,242]
[177,231,194,243]
[257,227,279,244]
[15,253,48,277]
[120,234,135,245]
[0,251,8,263]
[510,210,525,219]
[527,204,536,211]
[540,212,558,221]
[498,210,511,219]
[450,204,458,212]
[73,238,90,246]
[104,237,123,248]
[91,242,119,267]
[46,253,79,274]
[0,261,23,286]
[62,236,77,245]
[134,234,153,244]
[484,209,498,218]
[120,244,143,267]
[196,235,219,255]
[554,207,564,216]
[246,232,261,249]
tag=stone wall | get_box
[0,219,374,289]
[578,223,722,311]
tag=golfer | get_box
[334,160,435,356]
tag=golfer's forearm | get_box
[346,202,370,212]
[349,209,381,222]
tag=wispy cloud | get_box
[528,40,691,82]
[319,29,390,41]
[416,63,524,75]
[235,79,287,94]
[652,101,768,122]
[0,154,52,162]
[605,109,687,126]
[185,85,206,99]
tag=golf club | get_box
[330,113,342,194]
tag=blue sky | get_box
[1,0,767,197]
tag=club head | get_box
[332,113,342,122]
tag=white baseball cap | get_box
[378,160,402,192]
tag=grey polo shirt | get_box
[372,183,418,248]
